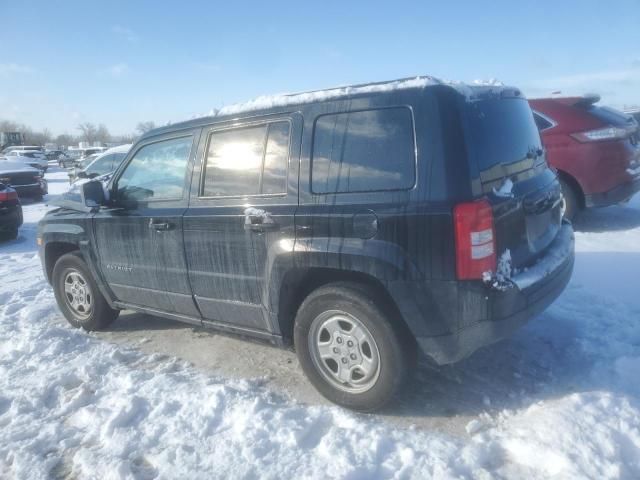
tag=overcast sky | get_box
[1,0,639,136]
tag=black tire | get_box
[0,229,18,241]
[52,252,119,331]
[294,282,414,411]
[560,178,580,221]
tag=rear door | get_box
[184,114,300,333]
[460,93,563,269]
[94,132,200,317]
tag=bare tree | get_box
[136,121,156,135]
[56,133,76,147]
[25,128,52,146]
[77,122,99,144]
[95,124,111,143]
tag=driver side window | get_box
[117,136,192,202]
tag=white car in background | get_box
[2,151,48,171]
[68,144,131,183]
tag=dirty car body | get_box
[38,77,574,408]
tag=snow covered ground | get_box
[1,168,639,479]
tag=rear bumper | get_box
[13,184,44,197]
[412,223,575,364]
[584,173,640,207]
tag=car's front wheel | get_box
[52,252,119,331]
[294,282,414,411]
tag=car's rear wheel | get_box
[559,178,580,221]
[294,282,414,411]
[0,229,18,241]
[52,252,119,331]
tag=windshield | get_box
[79,155,97,168]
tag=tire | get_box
[52,252,119,331]
[0,229,18,241]
[560,178,580,221]
[294,282,414,411]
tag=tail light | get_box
[0,189,18,201]
[454,199,496,280]
[571,126,631,143]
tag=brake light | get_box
[454,200,496,280]
[0,189,18,201]
[571,127,630,142]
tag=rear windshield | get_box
[461,97,543,177]
[586,105,636,127]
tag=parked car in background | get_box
[2,145,44,154]
[62,147,107,169]
[55,152,75,168]
[529,95,640,219]
[0,160,48,199]
[39,77,574,411]
[68,144,131,184]
[0,183,22,240]
[3,150,49,171]
[0,157,48,200]
[46,149,66,160]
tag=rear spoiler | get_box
[554,93,601,108]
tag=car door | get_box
[184,114,301,333]
[94,131,201,318]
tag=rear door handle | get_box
[243,207,279,232]
[149,219,173,231]
[245,221,279,232]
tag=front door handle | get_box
[149,219,173,231]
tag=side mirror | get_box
[77,171,88,179]
[81,180,106,209]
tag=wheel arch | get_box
[276,267,412,344]
[44,241,81,283]
[557,169,585,209]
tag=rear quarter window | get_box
[311,107,416,194]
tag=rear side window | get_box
[311,107,415,194]
[202,121,290,197]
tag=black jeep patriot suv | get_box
[38,77,574,411]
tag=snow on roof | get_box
[213,76,441,117]
[180,75,495,124]
[167,75,513,128]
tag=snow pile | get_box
[0,170,639,479]
[492,177,514,198]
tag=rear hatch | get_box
[460,89,563,270]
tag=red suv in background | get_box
[529,95,640,219]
